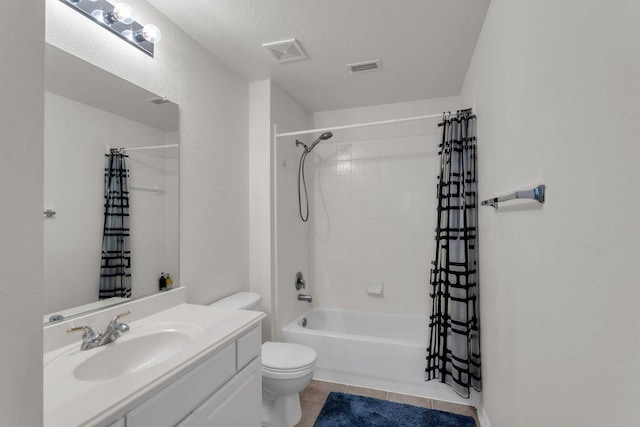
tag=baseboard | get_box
[477,404,492,427]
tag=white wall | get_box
[250,80,311,340]
[43,92,178,314]
[460,0,640,426]
[46,0,250,305]
[271,84,311,333]
[127,139,179,296]
[309,97,461,315]
[249,80,274,340]
[164,131,180,286]
[0,2,44,425]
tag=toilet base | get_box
[262,392,302,427]
[261,371,314,427]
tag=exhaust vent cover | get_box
[146,96,171,105]
[346,59,382,74]
[262,39,308,63]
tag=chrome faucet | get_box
[298,294,313,303]
[67,310,131,351]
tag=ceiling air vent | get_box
[346,60,382,74]
[262,39,308,63]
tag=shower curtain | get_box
[99,150,132,299]
[425,110,481,398]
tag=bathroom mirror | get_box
[43,44,180,324]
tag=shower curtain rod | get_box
[105,144,180,154]
[120,144,179,152]
[275,109,471,138]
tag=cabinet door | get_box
[193,358,261,427]
[126,343,236,427]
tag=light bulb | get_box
[97,3,135,25]
[112,3,134,24]
[133,24,162,44]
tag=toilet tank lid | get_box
[209,292,262,310]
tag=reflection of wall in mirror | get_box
[43,92,179,314]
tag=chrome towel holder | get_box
[481,185,545,209]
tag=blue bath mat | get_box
[313,392,476,427]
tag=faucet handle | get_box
[66,326,97,338]
[295,272,306,290]
[106,310,131,335]
[109,310,131,325]
[111,310,131,323]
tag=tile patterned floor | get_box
[296,380,480,427]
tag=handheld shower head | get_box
[306,131,334,153]
[296,131,334,222]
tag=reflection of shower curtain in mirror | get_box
[99,151,131,299]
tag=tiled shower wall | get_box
[308,97,462,316]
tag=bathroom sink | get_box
[44,322,203,382]
[73,330,190,381]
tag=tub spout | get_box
[298,294,313,303]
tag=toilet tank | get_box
[209,292,262,310]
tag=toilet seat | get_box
[261,342,316,379]
[262,342,317,369]
[262,364,315,380]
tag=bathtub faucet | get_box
[298,294,313,303]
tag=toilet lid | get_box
[262,342,316,370]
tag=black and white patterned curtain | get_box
[99,150,131,299]
[425,110,481,398]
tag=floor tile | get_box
[300,380,348,405]
[295,400,324,427]
[345,385,388,400]
[387,392,433,408]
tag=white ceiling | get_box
[145,0,491,112]
[45,44,179,132]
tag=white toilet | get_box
[209,292,316,427]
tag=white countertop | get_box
[43,303,264,427]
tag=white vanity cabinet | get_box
[125,325,262,427]
[181,358,261,426]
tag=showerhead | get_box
[306,131,334,153]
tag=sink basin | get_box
[72,324,201,382]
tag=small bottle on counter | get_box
[159,272,167,291]
[166,273,173,289]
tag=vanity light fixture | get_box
[59,0,161,57]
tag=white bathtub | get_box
[281,308,478,406]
